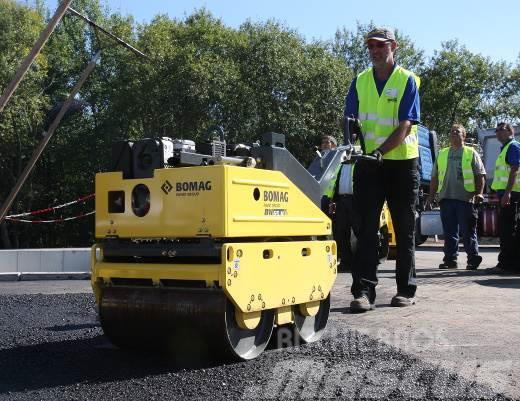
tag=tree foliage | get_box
[420,40,509,143]
[0,1,351,248]
[0,1,518,248]
[0,0,48,247]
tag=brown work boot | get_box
[390,294,416,307]
[438,261,458,269]
[349,295,375,313]
[466,255,483,270]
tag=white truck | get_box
[476,126,520,237]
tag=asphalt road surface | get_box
[0,245,517,401]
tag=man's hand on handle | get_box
[474,194,484,205]
[501,190,512,207]
[328,201,336,216]
[425,194,436,210]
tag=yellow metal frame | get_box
[91,239,336,315]
[91,164,337,327]
[221,240,336,313]
[381,202,396,246]
[90,244,220,303]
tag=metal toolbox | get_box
[420,210,443,236]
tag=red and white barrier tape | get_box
[6,211,95,223]
[5,193,94,218]
[5,193,95,223]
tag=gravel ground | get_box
[0,293,514,401]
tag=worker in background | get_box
[317,134,338,214]
[490,123,520,273]
[320,135,337,155]
[344,27,421,312]
[427,124,486,270]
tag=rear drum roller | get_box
[224,298,275,360]
[292,295,330,343]
[98,286,275,360]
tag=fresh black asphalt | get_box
[0,293,514,400]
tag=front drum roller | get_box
[292,295,330,343]
[99,286,275,360]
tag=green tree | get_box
[420,40,507,143]
[119,11,351,161]
[7,2,517,248]
[475,57,520,128]
[0,0,48,248]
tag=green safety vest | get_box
[355,66,420,160]
[436,146,477,193]
[491,140,520,192]
[324,162,342,198]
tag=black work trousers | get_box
[352,158,419,303]
[497,196,520,271]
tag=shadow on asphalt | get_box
[376,267,489,274]
[378,267,486,274]
[475,278,520,289]
[415,246,499,253]
[417,268,487,273]
[0,335,229,393]
[414,269,520,281]
[330,302,395,315]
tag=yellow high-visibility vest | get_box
[491,140,520,192]
[437,146,477,193]
[355,66,419,160]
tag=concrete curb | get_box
[0,248,90,274]
[19,272,90,281]
[0,273,21,282]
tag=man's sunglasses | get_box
[367,41,391,50]
[495,127,507,133]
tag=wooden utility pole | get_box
[0,0,73,114]
[0,52,101,224]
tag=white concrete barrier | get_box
[0,248,90,274]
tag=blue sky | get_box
[41,0,518,64]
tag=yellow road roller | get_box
[91,131,337,360]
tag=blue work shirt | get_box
[344,64,420,123]
[496,139,520,197]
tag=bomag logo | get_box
[264,190,289,202]
[176,181,212,191]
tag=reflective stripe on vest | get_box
[437,146,476,193]
[356,66,419,160]
[491,141,520,191]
